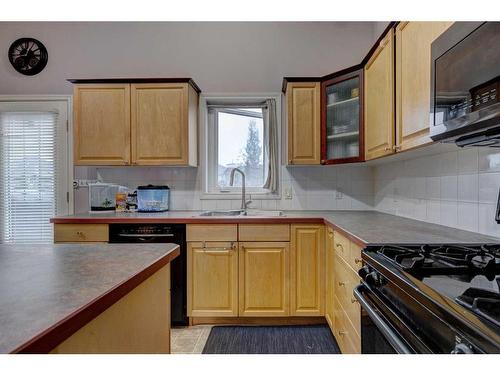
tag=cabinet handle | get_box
[384,146,391,151]
[351,297,359,304]
[336,243,344,251]
[338,281,346,286]
[288,159,293,165]
[338,330,347,336]
[354,258,362,264]
[201,241,235,252]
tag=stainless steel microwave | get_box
[430,22,500,146]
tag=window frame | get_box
[200,93,281,200]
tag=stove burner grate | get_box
[456,287,500,327]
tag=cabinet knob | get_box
[354,258,362,264]
[351,297,359,304]
[338,281,346,286]
[393,145,401,151]
[338,330,347,336]
[288,159,293,165]
[384,146,391,151]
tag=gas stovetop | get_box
[371,244,500,328]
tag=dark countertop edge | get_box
[10,245,180,354]
[67,78,201,93]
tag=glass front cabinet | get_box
[321,68,364,164]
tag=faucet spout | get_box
[229,168,248,212]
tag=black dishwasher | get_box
[109,223,188,326]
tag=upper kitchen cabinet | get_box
[73,84,131,165]
[70,78,200,166]
[364,28,395,161]
[285,81,321,165]
[395,22,454,152]
[321,68,364,164]
[131,83,198,166]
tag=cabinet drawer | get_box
[349,242,363,271]
[186,224,237,242]
[333,230,350,263]
[333,295,361,354]
[238,224,290,242]
[54,224,109,242]
[334,253,361,336]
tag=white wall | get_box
[0,22,381,94]
[373,146,500,238]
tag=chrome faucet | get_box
[229,168,251,213]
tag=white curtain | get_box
[263,98,278,192]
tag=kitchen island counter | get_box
[0,243,179,353]
[51,210,500,246]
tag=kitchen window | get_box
[204,95,280,197]
[0,99,71,243]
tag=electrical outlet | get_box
[335,191,343,199]
[284,187,292,200]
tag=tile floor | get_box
[171,325,212,354]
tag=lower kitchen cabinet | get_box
[325,227,335,330]
[333,294,361,354]
[290,224,325,316]
[334,252,361,337]
[187,241,238,317]
[238,242,290,317]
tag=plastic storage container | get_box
[137,185,170,212]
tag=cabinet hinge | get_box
[66,192,70,203]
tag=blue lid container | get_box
[137,185,170,212]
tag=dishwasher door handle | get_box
[117,233,175,238]
[353,285,413,354]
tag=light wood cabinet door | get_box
[290,224,325,316]
[334,252,361,337]
[187,242,238,317]
[325,227,335,330]
[74,84,131,165]
[131,83,197,166]
[364,29,395,160]
[238,242,290,316]
[333,295,361,354]
[396,22,454,152]
[287,82,321,165]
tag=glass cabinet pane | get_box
[325,76,360,160]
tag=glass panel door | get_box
[325,75,361,160]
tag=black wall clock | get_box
[8,38,48,76]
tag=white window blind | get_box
[0,110,62,243]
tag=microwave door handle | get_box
[353,285,413,354]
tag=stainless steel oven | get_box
[430,22,500,146]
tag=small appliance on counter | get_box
[137,185,170,212]
[89,182,126,212]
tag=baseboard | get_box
[190,316,327,326]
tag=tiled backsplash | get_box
[373,147,500,238]
[74,164,374,213]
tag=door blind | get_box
[0,111,59,243]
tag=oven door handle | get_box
[354,285,412,354]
